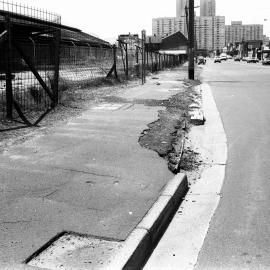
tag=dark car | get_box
[247,57,259,63]
[262,59,270,65]
[234,56,241,61]
[197,56,206,65]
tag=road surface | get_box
[195,59,270,269]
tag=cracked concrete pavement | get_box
[0,66,191,269]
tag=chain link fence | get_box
[0,1,186,130]
[0,1,61,128]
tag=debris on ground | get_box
[139,80,203,174]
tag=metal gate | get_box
[0,1,61,129]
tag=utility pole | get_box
[188,0,195,80]
[185,5,189,34]
[141,30,146,85]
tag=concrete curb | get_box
[143,83,228,270]
[105,173,188,270]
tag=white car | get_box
[220,54,227,61]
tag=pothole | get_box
[26,232,122,270]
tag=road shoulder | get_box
[144,83,228,270]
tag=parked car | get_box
[247,57,259,63]
[227,55,233,59]
[220,53,227,61]
[214,56,221,63]
[197,56,206,65]
[241,57,248,61]
[234,56,241,61]
[262,58,270,65]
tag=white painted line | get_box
[91,103,124,111]
[144,83,228,270]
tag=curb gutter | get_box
[143,83,228,270]
[105,173,188,270]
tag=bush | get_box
[29,86,43,103]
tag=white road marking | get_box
[91,103,129,111]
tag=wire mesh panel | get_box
[117,40,145,78]
[0,1,60,128]
[10,41,54,112]
[0,45,6,121]
[60,44,114,86]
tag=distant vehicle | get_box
[227,55,233,59]
[234,56,241,61]
[247,57,259,63]
[214,56,221,63]
[197,56,206,65]
[220,53,227,61]
[262,59,270,65]
[241,57,248,61]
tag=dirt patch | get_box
[138,80,202,174]
[179,148,201,171]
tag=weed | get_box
[29,86,43,103]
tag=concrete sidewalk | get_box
[0,67,189,269]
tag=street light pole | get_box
[188,0,195,80]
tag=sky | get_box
[7,0,270,42]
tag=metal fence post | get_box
[106,44,118,80]
[162,54,164,69]
[53,28,61,106]
[113,44,118,79]
[135,46,139,77]
[5,15,13,119]
[150,52,153,72]
[146,51,149,71]
[141,30,146,84]
[125,43,128,78]
[188,0,195,80]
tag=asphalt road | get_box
[195,60,270,269]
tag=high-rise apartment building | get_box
[200,0,216,17]
[176,0,187,17]
[195,17,213,51]
[152,0,224,52]
[195,16,225,51]
[152,17,187,38]
[225,21,263,45]
[212,16,225,51]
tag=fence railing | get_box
[0,1,186,130]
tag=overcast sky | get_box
[11,0,270,42]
